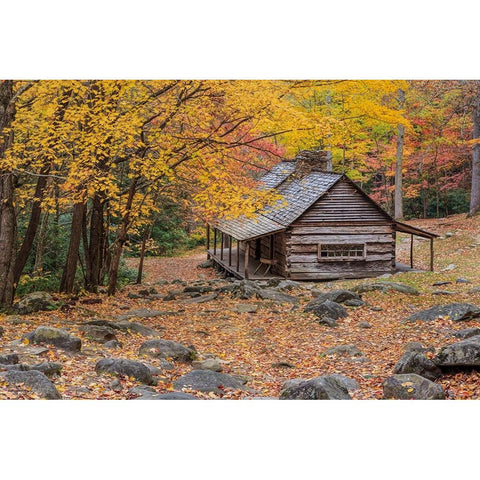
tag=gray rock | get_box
[109,378,123,392]
[23,326,81,352]
[442,263,457,271]
[309,289,362,305]
[352,282,419,295]
[80,325,117,343]
[323,344,364,357]
[191,358,223,372]
[403,342,427,353]
[0,370,61,399]
[271,361,295,369]
[469,287,480,294]
[382,373,445,399]
[434,336,480,368]
[453,328,480,339]
[139,339,196,362]
[95,358,155,385]
[305,299,348,320]
[445,232,454,238]
[131,386,197,400]
[114,321,163,337]
[13,291,55,314]
[235,303,259,313]
[358,321,372,329]
[198,259,214,269]
[276,280,302,291]
[433,290,456,295]
[405,303,480,323]
[29,362,63,377]
[393,352,442,381]
[0,354,19,365]
[104,339,123,349]
[256,288,299,304]
[230,280,260,299]
[182,293,218,304]
[279,374,355,400]
[317,316,338,327]
[344,299,365,307]
[433,281,452,286]
[183,285,213,294]
[456,278,470,284]
[173,370,245,393]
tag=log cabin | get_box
[206,150,438,280]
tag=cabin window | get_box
[318,243,366,261]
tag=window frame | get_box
[317,242,367,262]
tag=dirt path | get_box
[125,249,218,283]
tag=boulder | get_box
[310,289,361,305]
[382,373,445,400]
[80,325,117,343]
[323,344,364,358]
[317,317,338,327]
[304,299,348,320]
[279,374,356,400]
[453,328,480,339]
[358,321,372,329]
[276,280,302,291]
[0,354,19,365]
[139,339,196,362]
[235,304,259,313]
[0,370,61,399]
[405,303,480,323]
[104,340,123,349]
[182,293,218,304]
[130,386,197,400]
[173,370,246,393]
[403,342,428,353]
[352,282,419,295]
[114,320,163,337]
[393,351,442,381]
[344,299,365,307]
[434,336,480,368]
[191,358,223,372]
[14,291,55,314]
[183,285,213,294]
[29,362,63,377]
[23,326,81,352]
[95,358,155,385]
[255,288,299,304]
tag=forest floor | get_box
[2,213,480,400]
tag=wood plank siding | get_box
[285,178,395,280]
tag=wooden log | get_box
[288,234,393,244]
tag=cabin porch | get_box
[207,247,282,280]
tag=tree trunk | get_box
[85,193,105,292]
[394,88,405,220]
[469,93,480,216]
[60,202,85,293]
[108,178,138,296]
[34,211,49,273]
[0,80,17,307]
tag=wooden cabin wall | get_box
[285,225,395,279]
[286,179,395,280]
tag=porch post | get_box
[244,242,250,279]
[410,234,414,268]
[270,235,274,260]
[206,224,210,253]
[220,232,224,260]
[236,239,240,271]
[213,228,217,255]
[228,235,232,266]
[430,238,434,272]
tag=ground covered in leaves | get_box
[2,214,480,400]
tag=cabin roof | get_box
[213,158,438,241]
[215,165,342,240]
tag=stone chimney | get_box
[293,149,332,176]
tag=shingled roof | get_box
[215,159,342,241]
